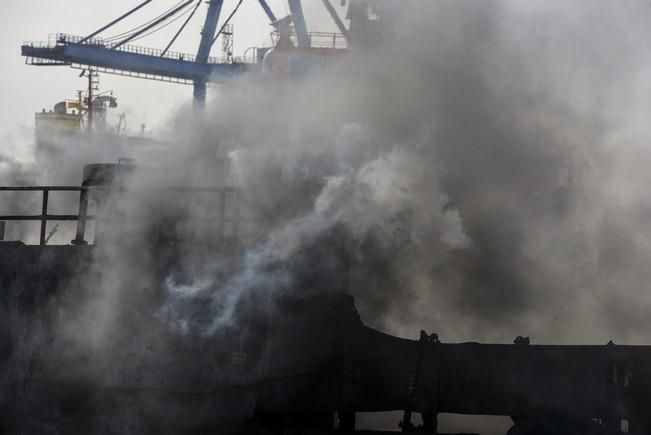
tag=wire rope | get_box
[104,0,190,41]
[104,0,194,42]
[211,0,245,46]
[124,5,195,44]
[161,0,202,55]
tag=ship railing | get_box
[0,185,245,246]
[0,186,92,246]
[270,31,348,50]
[242,47,272,64]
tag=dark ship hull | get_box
[2,244,651,434]
[1,165,651,435]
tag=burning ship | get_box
[4,1,651,434]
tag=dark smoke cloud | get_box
[5,1,651,433]
[157,0,651,348]
[5,2,651,344]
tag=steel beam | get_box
[288,0,310,48]
[321,0,349,40]
[193,80,207,109]
[21,44,247,83]
[194,0,225,107]
[196,0,224,63]
[257,0,277,22]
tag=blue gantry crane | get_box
[21,0,353,107]
[21,0,279,107]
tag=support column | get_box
[194,0,224,107]
[193,80,207,109]
[288,0,310,48]
[72,185,89,246]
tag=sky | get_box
[0,0,340,148]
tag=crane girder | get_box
[21,40,248,84]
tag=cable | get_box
[80,0,153,44]
[211,0,245,46]
[104,0,194,42]
[104,0,190,41]
[124,4,195,44]
[161,0,202,56]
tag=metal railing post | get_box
[40,189,49,246]
[72,186,89,245]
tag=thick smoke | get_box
[7,0,650,348]
[5,1,651,433]
[155,0,651,346]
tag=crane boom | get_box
[21,35,247,84]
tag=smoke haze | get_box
[4,0,651,349]
[159,0,651,346]
[5,1,651,433]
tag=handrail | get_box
[270,30,348,49]
[0,185,243,246]
[0,186,92,246]
[24,33,246,66]
[0,186,84,191]
[23,33,267,68]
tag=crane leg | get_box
[193,80,206,109]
